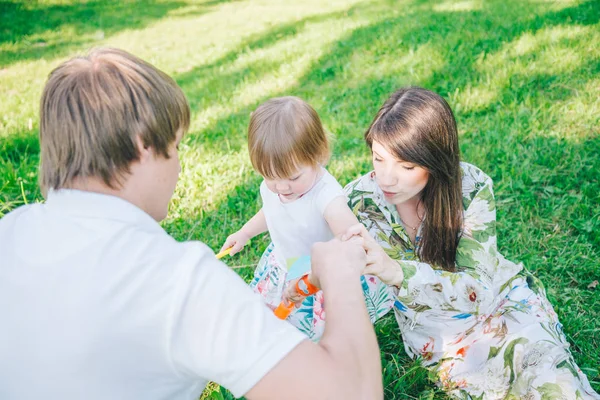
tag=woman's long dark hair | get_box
[365,87,463,271]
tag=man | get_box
[0,48,382,400]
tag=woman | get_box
[343,87,599,399]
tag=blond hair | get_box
[39,47,190,194]
[248,96,330,179]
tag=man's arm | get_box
[245,239,383,400]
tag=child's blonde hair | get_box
[248,96,330,179]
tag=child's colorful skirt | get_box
[249,242,395,341]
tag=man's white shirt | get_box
[0,189,305,400]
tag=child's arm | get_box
[220,209,268,255]
[279,198,358,308]
[323,196,360,238]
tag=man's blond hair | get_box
[39,47,190,194]
[248,96,330,179]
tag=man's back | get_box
[0,189,202,399]
[0,189,305,400]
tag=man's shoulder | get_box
[0,203,37,230]
[137,232,214,267]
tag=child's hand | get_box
[220,231,250,256]
[282,279,305,306]
[282,274,318,306]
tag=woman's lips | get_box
[382,190,396,197]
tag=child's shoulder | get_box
[320,167,343,184]
[313,168,345,193]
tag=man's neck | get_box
[68,176,145,216]
[69,177,124,198]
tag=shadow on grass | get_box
[176,0,599,154]
[1,0,598,396]
[0,130,41,215]
[0,0,238,67]
[167,1,599,396]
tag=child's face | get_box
[264,164,321,202]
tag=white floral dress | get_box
[345,162,599,400]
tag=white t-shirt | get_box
[261,168,346,267]
[0,189,305,400]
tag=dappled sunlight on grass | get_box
[531,0,582,10]
[433,0,481,12]
[187,15,376,135]
[450,25,598,115]
[482,25,594,74]
[348,42,446,86]
[171,148,252,217]
[0,0,366,136]
[1,0,599,397]
[546,77,600,140]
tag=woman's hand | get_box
[342,223,404,287]
[219,230,250,256]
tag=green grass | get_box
[1,0,599,398]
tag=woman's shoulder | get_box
[343,171,378,198]
[460,162,491,181]
[460,162,494,208]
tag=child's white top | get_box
[260,168,346,267]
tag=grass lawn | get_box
[1,0,599,398]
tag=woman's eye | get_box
[374,158,382,162]
[402,166,415,171]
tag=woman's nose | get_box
[378,166,397,187]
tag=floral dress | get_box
[345,162,599,400]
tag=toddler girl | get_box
[220,96,359,339]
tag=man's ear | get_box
[135,135,152,163]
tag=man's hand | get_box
[246,234,382,400]
[309,236,366,289]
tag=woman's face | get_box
[371,140,429,205]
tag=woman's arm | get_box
[347,177,501,315]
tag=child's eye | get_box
[290,175,300,181]
[374,158,382,162]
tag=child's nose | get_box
[276,182,290,192]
